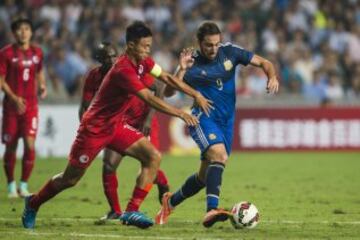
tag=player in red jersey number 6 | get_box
[0,18,47,198]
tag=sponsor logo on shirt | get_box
[22,60,33,67]
[11,58,18,63]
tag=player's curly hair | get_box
[197,21,221,42]
[126,21,152,43]
[11,17,33,33]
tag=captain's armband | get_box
[150,63,162,78]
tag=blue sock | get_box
[206,162,225,212]
[170,174,205,207]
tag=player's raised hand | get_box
[15,96,26,114]
[266,76,279,94]
[180,112,199,126]
[194,92,214,117]
[179,47,195,70]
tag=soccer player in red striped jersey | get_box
[22,21,212,229]
[79,42,170,221]
[0,18,47,198]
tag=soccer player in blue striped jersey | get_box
[155,21,279,227]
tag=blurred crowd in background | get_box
[0,0,359,105]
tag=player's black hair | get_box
[126,21,152,43]
[11,17,33,33]
[196,21,221,42]
[95,41,117,63]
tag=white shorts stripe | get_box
[195,125,209,149]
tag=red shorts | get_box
[1,109,38,144]
[69,122,144,169]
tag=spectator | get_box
[145,0,171,31]
[0,0,358,103]
[325,73,344,100]
[122,0,145,22]
[328,22,349,54]
[50,47,89,97]
[294,48,315,86]
[246,67,268,96]
[303,69,326,102]
[347,25,360,63]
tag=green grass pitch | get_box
[1,152,360,239]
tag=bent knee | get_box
[103,161,118,173]
[59,173,80,188]
[5,143,18,152]
[207,153,228,165]
[216,153,228,164]
[146,149,161,168]
[64,178,79,188]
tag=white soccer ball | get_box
[230,201,259,229]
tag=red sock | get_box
[21,148,35,182]
[3,150,16,183]
[29,179,59,210]
[103,173,121,214]
[126,185,152,212]
[154,169,169,187]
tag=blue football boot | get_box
[120,211,154,229]
[22,195,37,229]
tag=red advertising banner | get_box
[157,107,360,152]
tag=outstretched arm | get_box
[250,55,279,94]
[142,80,165,136]
[155,49,212,115]
[158,71,213,116]
[136,88,199,126]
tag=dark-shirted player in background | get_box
[0,18,47,198]
[22,21,212,229]
[79,42,170,221]
[156,21,279,227]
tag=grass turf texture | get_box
[0,152,359,239]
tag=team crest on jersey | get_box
[11,58,18,63]
[138,65,144,75]
[209,133,217,140]
[79,154,89,163]
[32,56,39,64]
[201,70,207,76]
[223,60,233,71]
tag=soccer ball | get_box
[230,201,259,229]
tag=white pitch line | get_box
[1,217,360,225]
[0,231,224,240]
[262,220,360,225]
